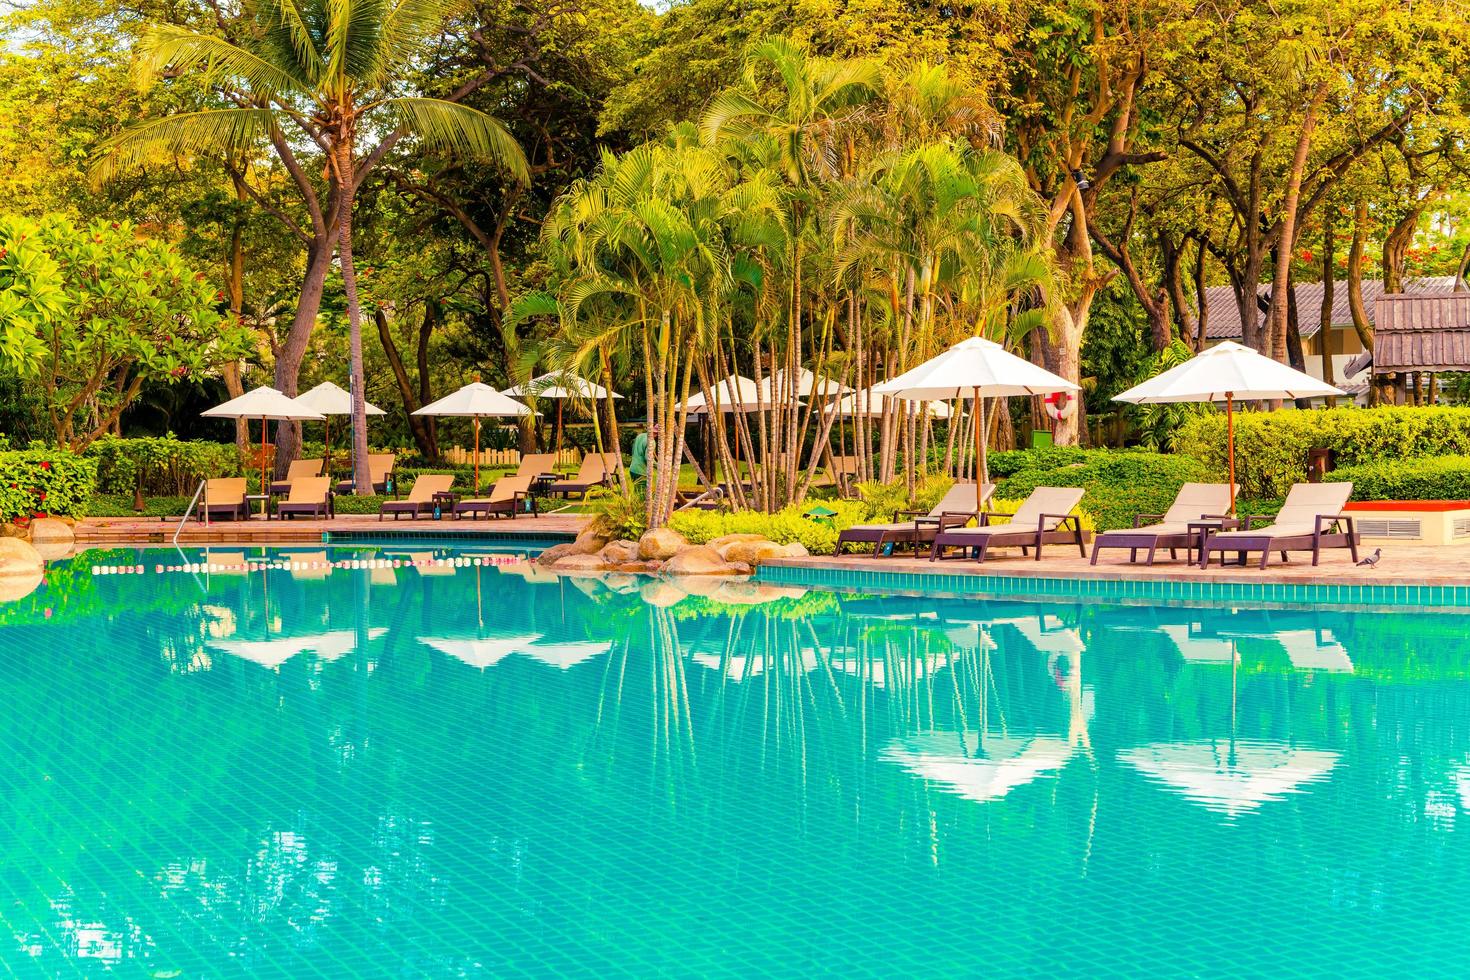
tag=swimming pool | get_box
[3,544,1469,976]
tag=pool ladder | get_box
[173,480,210,544]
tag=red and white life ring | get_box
[1044,391,1077,421]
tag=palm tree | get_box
[95,0,528,491]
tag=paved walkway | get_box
[75,513,591,545]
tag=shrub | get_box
[668,500,870,555]
[86,435,239,496]
[995,451,1210,530]
[587,486,650,541]
[855,473,958,521]
[0,449,94,524]
[1177,407,1470,498]
[987,445,1095,478]
[1324,455,1470,501]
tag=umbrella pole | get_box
[474,416,481,494]
[973,387,987,512]
[1226,392,1236,515]
[556,400,564,470]
[324,415,331,485]
[259,415,267,518]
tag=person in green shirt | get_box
[629,424,657,481]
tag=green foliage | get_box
[1127,341,1218,451]
[86,435,240,496]
[587,486,650,541]
[1324,455,1470,501]
[0,448,93,523]
[987,446,1095,478]
[996,450,1211,530]
[0,215,254,451]
[668,499,870,555]
[84,494,191,518]
[854,473,959,520]
[1177,407,1470,499]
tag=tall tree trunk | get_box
[1266,82,1327,363]
[1285,274,1310,408]
[375,307,437,460]
[272,236,335,478]
[335,149,372,496]
[225,171,250,453]
[1347,199,1377,405]
[1321,218,1337,407]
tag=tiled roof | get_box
[1201,276,1463,340]
[1374,293,1470,372]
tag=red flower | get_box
[39,461,50,470]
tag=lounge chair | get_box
[930,486,1087,563]
[200,478,249,522]
[547,454,616,498]
[336,453,396,495]
[1089,483,1233,566]
[454,474,536,520]
[1200,482,1357,569]
[836,482,995,556]
[378,474,454,520]
[515,452,560,479]
[275,477,334,520]
[270,458,324,496]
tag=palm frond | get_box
[388,98,529,182]
[254,0,326,83]
[91,109,274,185]
[136,25,308,99]
[378,0,470,74]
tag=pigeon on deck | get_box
[1357,548,1381,568]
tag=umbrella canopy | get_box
[874,336,1079,401]
[294,381,386,416]
[756,368,853,400]
[422,635,542,670]
[522,639,611,670]
[1120,739,1340,819]
[414,382,535,419]
[209,629,383,669]
[1113,341,1345,512]
[502,371,622,401]
[873,337,1078,508]
[203,386,324,422]
[834,387,953,419]
[681,375,764,413]
[413,382,535,492]
[1113,341,1345,404]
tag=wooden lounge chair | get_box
[337,453,396,495]
[515,452,560,479]
[378,474,454,520]
[836,482,995,556]
[455,474,536,520]
[270,458,323,496]
[199,478,249,522]
[930,487,1087,563]
[1090,483,1233,566]
[547,454,615,498]
[275,477,334,520]
[1200,482,1357,569]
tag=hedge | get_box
[86,435,239,496]
[0,449,94,524]
[1177,407,1470,498]
[995,450,1211,531]
[1324,455,1470,501]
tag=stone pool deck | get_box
[75,513,589,545]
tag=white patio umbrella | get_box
[422,635,542,670]
[522,639,611,670]
[681,374,763,413]
[294,381,384,483]
[1113,341,1344,512]
[413,382,535,493]
[503,371,622,460]
[873,336,1078,512]
[756,368,853,400]
[834,387,953,419]
[203,387,323,513]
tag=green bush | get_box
[669,500,870,555]
[1323,455,1470,501]
[987,445,1095,478]
[0,449,94,523]
[1177,407,1470,498]
[996,451,1211,530]
[86,435,239,496]
[855,473,959,521]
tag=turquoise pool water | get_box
[3,545,1470,977]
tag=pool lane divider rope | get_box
[88,554,531,576]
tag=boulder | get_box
[29,518,74,546]
[638,527,688,561]
[0,537,44,602]
[553,553,609,573]
[616,560,665,575]
[722,539,789,566]
[540,528,611,565]
[662,545,738,576]
[782,541,810,559]
[726,561,753,576]
[640,579,688,608]
[708,533,767,550]
[536,542,576,566]
[599,539,641,564]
